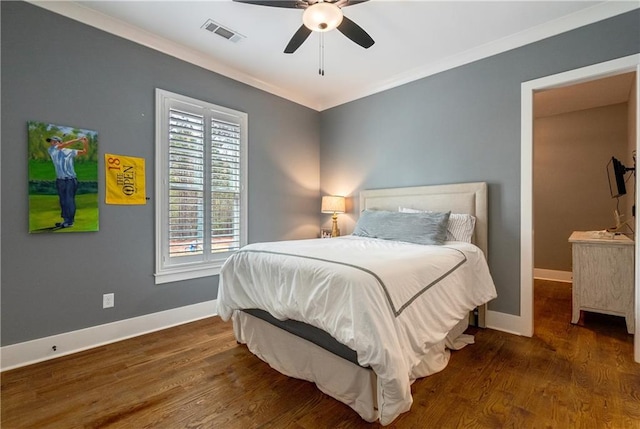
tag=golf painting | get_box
[28,121,99,233]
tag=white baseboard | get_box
[0,300,556,369]
[485,309,532,337]
[1,300,218,372]
[533,268,572,283]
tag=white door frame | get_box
[520,54,640,363]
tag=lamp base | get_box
[331,214,340,237]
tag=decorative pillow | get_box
[399,207,476,243]
[353,210,450,245]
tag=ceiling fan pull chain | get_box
[318,32,321,75]
[322,32,325,76]
[319,32,325,76]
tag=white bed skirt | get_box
[232,311,472,424]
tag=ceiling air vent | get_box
[201,19,245,43]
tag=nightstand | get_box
[568,231,634,334]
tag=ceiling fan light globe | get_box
[302,2,343,32]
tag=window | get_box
[155,89,247,284]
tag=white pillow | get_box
[399,207,476,243]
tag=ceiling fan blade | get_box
[232,0,302,8]
[284,25,312,54]
[337,16,374,49]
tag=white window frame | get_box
[154,88,248,284]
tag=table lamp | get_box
[321,195,345,237]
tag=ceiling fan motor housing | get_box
[233,0,374,54]
[302,2,343,32]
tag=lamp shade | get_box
[303,2,343,32]
[321,195,345,214]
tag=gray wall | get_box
[2,2,639,345]
[319,10,640,315]
[1,2,320,346]
[534,103,630,272]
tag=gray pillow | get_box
[353,210,450,245]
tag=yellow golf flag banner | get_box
[105,154,146,205]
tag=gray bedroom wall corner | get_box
[319,8,640,316]
[0,1,320,346]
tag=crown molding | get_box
[29,1,639,112]
[319,1,640,110]
[27,0,321,111]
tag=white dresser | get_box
[568,231,635,334]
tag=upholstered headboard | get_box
[359,182,488,256]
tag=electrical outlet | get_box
[103,293,114,309]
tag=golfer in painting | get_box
[47,135,88,228]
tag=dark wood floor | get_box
[2,280,639,428]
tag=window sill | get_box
[154,264,222,284]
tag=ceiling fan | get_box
[233,0,375,54]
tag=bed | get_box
[217,182,497,425]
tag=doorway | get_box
[533,72,636,342]
[520,54,640,363]
[533,73,636,282]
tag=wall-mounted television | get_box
[607,156,630,198]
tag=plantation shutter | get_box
[168,108,205,259]
[211,117,241,253]
[155,88,247,284]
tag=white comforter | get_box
[217,236,497,425]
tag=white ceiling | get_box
[33,1,639,111]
